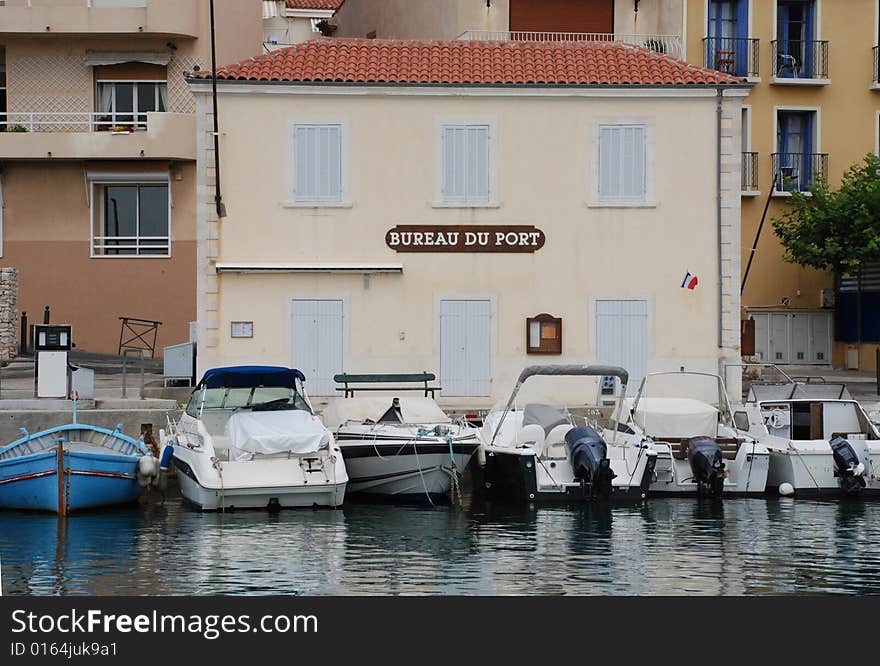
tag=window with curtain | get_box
[598,125,647,203]
[92,182,170,256]
[441,124,490,204]
[293,124,343,202]
[95,81,167,130]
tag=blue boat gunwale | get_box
[0,423,150,458]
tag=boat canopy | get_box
[629,397,719,438]
[197,366,306,390]
[513,365,629,387]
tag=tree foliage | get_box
[772,153,880,276]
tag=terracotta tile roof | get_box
[284,0,345,11]
[205,38,746,86]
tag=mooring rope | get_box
[211,456,225,512]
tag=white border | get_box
[433,116,500,208]
[284,116,351,208]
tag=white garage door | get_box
[440,299,492,397]
[596,300,648,395]
[292,299,343,396]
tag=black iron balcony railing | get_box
[874,45,879,85]
[771,153,828,193]
[771,40,829,80]
[703,37,760,78]
[742,152,759,192]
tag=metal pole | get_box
[209,0,227,219]
[19,311,27,356]
[121,353,127,399]
[741,170,781,295]
[716,88,723,349]
[139,349,145,400]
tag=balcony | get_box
[457,31,684,60]
[742,152,759,194]
[0,0,199,38]
[0,111,195,160]
[702,37,759,79]
[771,153,828,194]
[770,40,829,84]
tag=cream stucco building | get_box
[191,37,748,405]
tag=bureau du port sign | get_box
[386,225,546,253]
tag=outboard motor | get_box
[565,427,616,499]
[830,436,867,495]
[686,437,726,498]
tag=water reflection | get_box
[2,494,880,596]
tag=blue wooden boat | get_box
[0,423,154,514]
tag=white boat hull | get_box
[172,449,347,511]
[340,448,474,500]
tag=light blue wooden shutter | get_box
[596,300,648,396]
[599,125,646,202]
[440,300,491,397]
[292,299,343,396]
[295,124,341,202]
[442,125,490,203]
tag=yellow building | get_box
[685,0,880,370]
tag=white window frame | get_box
[285,118,351,208]
[89,172,172,258]
[94,79,168,130]
[433,117,499,208]
[590,121,655,207]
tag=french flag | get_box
[681,271,699,290]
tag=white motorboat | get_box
[476,365,657,503]
[322,396,480,502]
[161,366,347,511]
[741,381,880,496]
[616,371,769,497]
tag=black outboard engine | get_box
[565,427,616,499]
[686,437,726,498]
[830,436,867,495]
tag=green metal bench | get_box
[333,373,441,398]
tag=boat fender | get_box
[137,456,159,487]
[778,482,795,497]
[159,444,175,471]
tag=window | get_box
[774,1,826,79]
[92,182,170,256]
[526,314,562,355]
[95,81,167,130]
[598,125,647,203]
[293,124,342,203]
[705,1,753,77]
[441,124,491,205]
[774,110,824,192]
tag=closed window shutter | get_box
[295,124,342,201]
[599,125,646,202]
[443,124,490,203]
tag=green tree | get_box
[772,153,880,341]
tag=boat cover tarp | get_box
[322,397,450,429]
[198,366,306,390]
[225,410,328,455]
[631,397,719,438]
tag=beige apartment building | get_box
[190,37,748,405]
[0,0,262,355]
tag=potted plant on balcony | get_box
[9,125,28,133]
[111,125,133,135]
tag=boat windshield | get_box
[186,386,311,416]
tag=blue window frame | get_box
[777,0,815,78]
[707,1,750,76]
[777,111,815,191]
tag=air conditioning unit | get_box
[820,288,836,309]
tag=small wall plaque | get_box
[526,314,562,355]
[231,321,254,339]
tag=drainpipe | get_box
[209,0,227,219]
[716,88,724,350]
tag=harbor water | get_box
[3,482,880,596]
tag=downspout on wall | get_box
[716,87,724,349]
